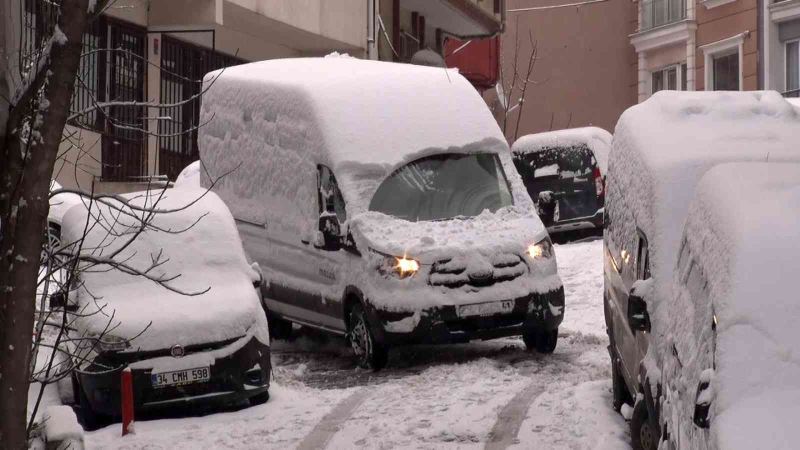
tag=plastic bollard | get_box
[121,368,134,436]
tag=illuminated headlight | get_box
[527,238,553,260]
[380,255,420,278]
[94,334,129,353]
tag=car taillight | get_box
[593,167,604,201]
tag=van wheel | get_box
[523,328,558,353]
[348,304,388,371]
[249,390,270,406]
[631,399,659,450]
[266,312,293,341]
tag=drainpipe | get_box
[367,0,379,60]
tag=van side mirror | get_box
[317,213,342,251]
[693,379,712,428]
[627,292,651,333]
[49,291,77,313]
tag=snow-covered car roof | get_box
[681,162,800,450]
[60,187,265,351]
[48,180,84,227]
[174,160,200,188]
[198,57,510,220]
[511,127,612,175]
[608,91,800,303]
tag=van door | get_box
[263,165,350,334]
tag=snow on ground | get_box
[68,238,624,449]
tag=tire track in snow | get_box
[485,381,546,450]
[296,388,370,450]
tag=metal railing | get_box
[783,89,800,98]
[641,0,687,31]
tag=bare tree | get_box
[0,1,232,446]
[494,22,540,144]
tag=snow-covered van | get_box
[603,91,800,449]
[199,57,564,370]
[58,188,270,429]
[511,127,610,234]
[656,163,800,450]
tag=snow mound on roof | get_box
[174,160,200,187]
[198,57,511,230]
[678,163,800,449]
[512,127,612,175]
[61,188,266,351]
[607,91,800,314]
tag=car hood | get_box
[714,388,800,450]
[350,207,548,263]
[71,270,262,352]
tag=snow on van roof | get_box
[60,188,265,351]
[607,91,800,308]
[679,163,800,449]
[511,127,612,175]
[198,57,527,233]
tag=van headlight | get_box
[379,255,420,278]
[527,238,553,260]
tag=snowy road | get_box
[83,238,629,449]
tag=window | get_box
[636,231,651,280]
[318,166,347,224]
[712,51,739,90]
[651,63,687,94]
[787,40,799,94]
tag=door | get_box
[261,165,351,334]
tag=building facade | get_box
[18,0,503,193]
[764,0,800,96]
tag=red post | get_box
[121,368,134,436]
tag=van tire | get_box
[347,303,388,371]
[249,390,270,406]
[523,328,558,353]
[266,312,293,341]
[631,399,659,450]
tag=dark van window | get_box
[636,232,651,280]
[318,166,347,224]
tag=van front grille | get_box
[428,253,527,289]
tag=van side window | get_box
[636,231,651,280]
[318,165,347,224]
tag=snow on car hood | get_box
[61,187,265,352]
[351,207,548,263]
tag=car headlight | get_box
[379,254,420,279]
[94,334,129,352]
[527,237,553,260]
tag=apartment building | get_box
[10,0,504,193]
[764,0,800,96]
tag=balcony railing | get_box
[641,0,687,31]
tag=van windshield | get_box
[368,153,514,222]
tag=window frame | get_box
[702,34,744,92]
[651,63,688,94]
[785,38,800,93]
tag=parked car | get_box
[653,163,800,450]
[603,91,800,450]
[46,181,84,256]
[57,187,270,429]
[511,127,610,234]
[199,57,564,370]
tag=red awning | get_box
[444,37,499,91]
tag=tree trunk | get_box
[0,0,90,447]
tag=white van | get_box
[199,57,564,370]
[658,163,800,450]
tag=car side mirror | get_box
[537,191,556,226]
[317,213,342,251]
[693,379,712,428]
[627,292,651,333]
[49,291,77,313]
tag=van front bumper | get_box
[374,287,565,345]
[76,337,270,417]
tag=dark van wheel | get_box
[523,328,558,353]
[612,356,633,412]
[348,304,388,371]
[631,400,659,450]
[266,312,293,341]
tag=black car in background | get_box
[512,127,611,234]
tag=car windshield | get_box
[368,153,514,222]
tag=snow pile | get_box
[42,405,83,445]
[511,127,612,175]
[607,91,800,320]
[661,163,800,450]
[174,160,201,187]
[48,180,84,226]
[198,58,523,241]
[60,187,267,352]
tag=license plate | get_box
[457,300,514,318]
[151,367,210,388]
